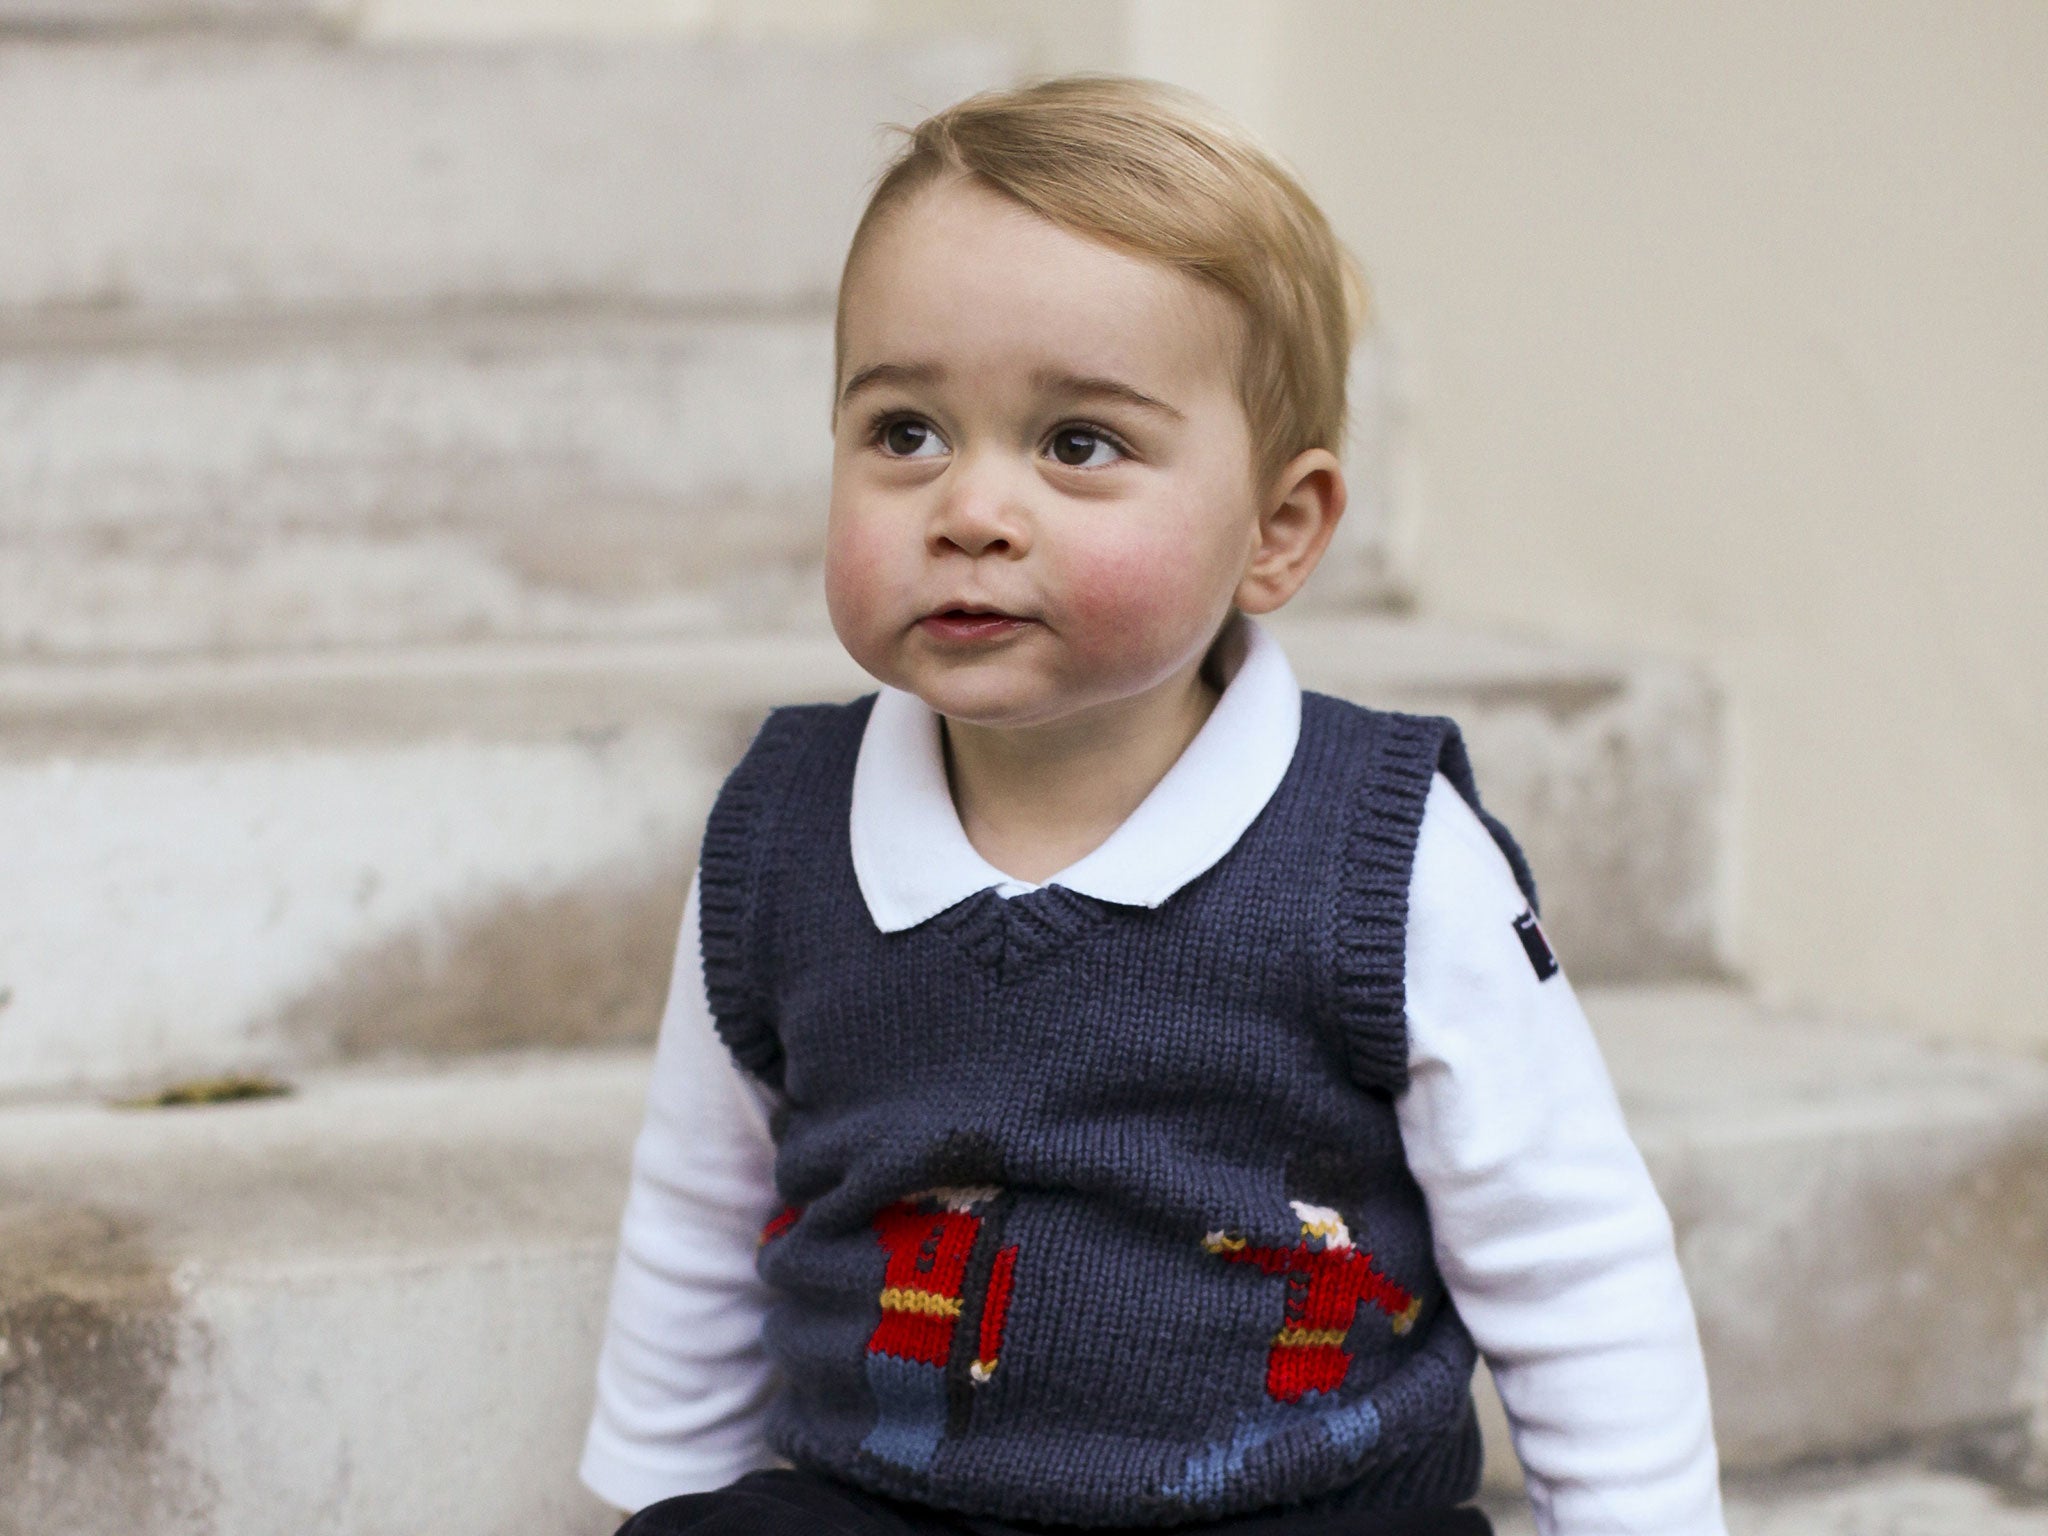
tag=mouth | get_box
[917,605,1034,641]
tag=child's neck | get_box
[940,647,1228,887]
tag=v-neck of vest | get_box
[926,883,1119,983]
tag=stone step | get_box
[0,618,1727,1098]
[0,0,343,33]
[4,989,2044,1534]
[0,1049,644,1536]
[0,314,1407,660]
[0,36,1005,318]
[0,313,840,657]
[1480,1463,2048,1536]
[1581,987,2048,1476]
[1470,985,2048,1498]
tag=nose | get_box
[928,454,1030,560]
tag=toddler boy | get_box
[580,76,1725,1536]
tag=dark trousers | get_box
[619,1468,1493,1536]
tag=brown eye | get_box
[1056,428,1105,462]
[882,419,938,457]
[1051,427,1111,466]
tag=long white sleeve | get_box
[1398,774,1726,1536]
[579,869,786,1515]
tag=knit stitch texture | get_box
[697,690,1536,1527]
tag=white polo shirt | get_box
[581,618,1726,1536]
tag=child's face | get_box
[826,175,1268,733]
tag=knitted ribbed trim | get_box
[1435,727,1541,914]
[699,700,871,1088]
[1329,709,1541,1099]
[1330,710,1453,1098]
[1344,1400,1485,1513]
[769,1394,1483,1528]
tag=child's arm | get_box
[1400,775,1727,1536]
[580,868,786,1515]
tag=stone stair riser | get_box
[1,1252,619,1536]
[1649,1102,2048,1467]
[0,716,738,1096]
[0,38,1005,316]
[0,317,838,655]
[0,0,344,32]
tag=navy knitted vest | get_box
[698,689,1537,1528]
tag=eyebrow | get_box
[837,361,1186,423]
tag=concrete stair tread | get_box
[1482,1462,2048,1536]
[18,984,2034,1242]
[34,983,2033,1251]
[1589,983,2048,1126]
[0,1047,650,1267]
[0,0,342,29]
[4,991,2046,1532]
[0,614,1688,739]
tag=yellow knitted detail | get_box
[1202,1231,1246,1253]
[878,1287,962,1319]
[1272,1327,1349,1349]
[1391,1297,1422,1336]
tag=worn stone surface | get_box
[1481,1463,2048,1536]
[0,621,1725,1096]
[0,314,838,656]
[0,38,1005,317]
[0,1052,644,1535]
[1595,986,2048,1472]
[0,711,743,1098]
[0,1200,188,1531]
[0,0,346,31]
[1469,989,2048,1492]
[301,865,690,1060]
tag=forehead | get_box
[837,177,1244,404]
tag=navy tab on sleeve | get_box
[1512,908,1560,981]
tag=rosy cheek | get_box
[824,503,914,638]
[823,510,873,613]
[1054,539,1194,658]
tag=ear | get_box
[1234,448,1346,615]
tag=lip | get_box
[916,605,1034,642]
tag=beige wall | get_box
[1256,2,2047,1050]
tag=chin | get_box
[905,670,1070,729]
[912,685,1042,728]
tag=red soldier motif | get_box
[861,1185,1018,1472]
[1202,1199,1420,1403]
[1163,1198,1410,1502]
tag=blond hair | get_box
[835,75,1368,489]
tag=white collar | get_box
[848,614,1304,933]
